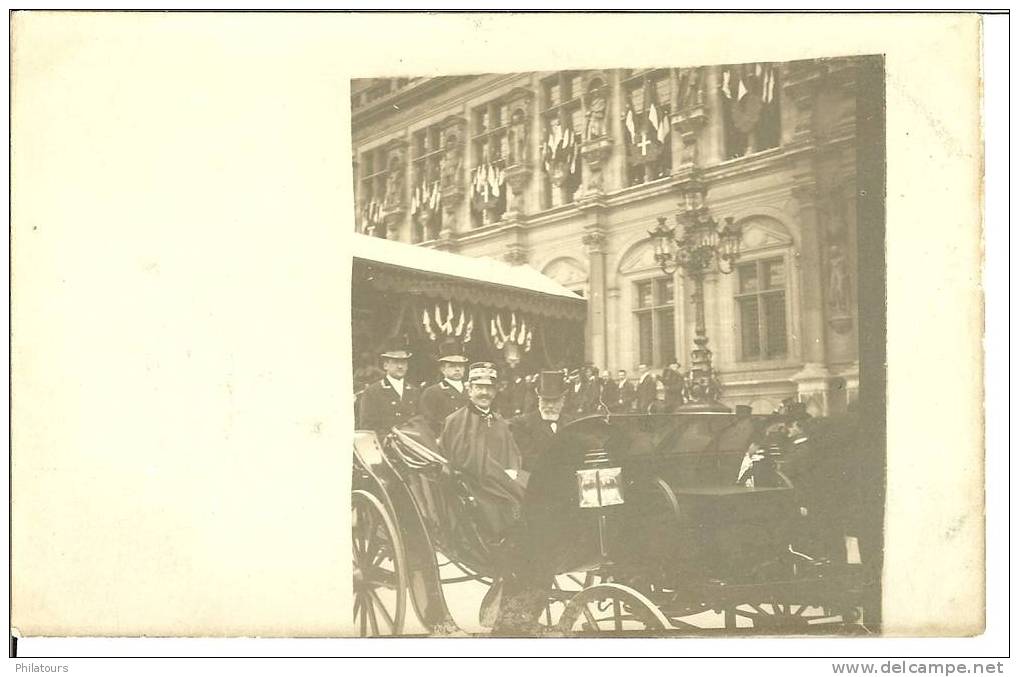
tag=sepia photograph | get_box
[350,58,886,636]
[9,10,994,661]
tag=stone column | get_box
[606,286,621,371]
[581,224,608,368]
[791,180,831,415]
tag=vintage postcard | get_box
[10,12,984,645]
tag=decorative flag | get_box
[624,105,636,142]
[657,109,670,143]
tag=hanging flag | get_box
[430,181,440,210]
[488,163,500,198]
[657,108,670,143]
[721,69,732,99]
[648,100,659,136]
[624,105,636,142]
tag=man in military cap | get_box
[418,339,469,437]
[440,362,525,539]
[509,371,570,474]
[356,341,420,437]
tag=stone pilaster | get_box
[670,66,708,169]
[502,221,529,266]
[609,69,627,191]
[381,137,409,241]
[438,115,468,239]
[578,136,613,198]
[581,222,608,368]
[791,178,832,413]
[504,163,533,219]
[843,362,860,410]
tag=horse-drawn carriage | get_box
[353,411,871,636]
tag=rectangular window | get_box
[410,123,445,243]
[621,68,673,187]
[540,71,585,209]
[735,257,788,361]
[358,146,388,238]
[470,98,509,228]
[720,63,782,160]
[634,276,677,367]
[638,313,653,366]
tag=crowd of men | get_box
[353,338,872,634]
[354,345,695,435]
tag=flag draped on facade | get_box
[411,180,442,224]
[541,109,582,188]
[625,79,670,157]
[719,63,780,158]
[360,198,383,236]
[470,161,506,207]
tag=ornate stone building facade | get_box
[351,61,863,416]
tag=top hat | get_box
[380,340,412,360]
[534,371,569,400]
[734,404,753,417]
[436,339,468,363]
[467,361,498,385]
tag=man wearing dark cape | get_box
[440,361,525,540]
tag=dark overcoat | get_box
[419,380,468,436]
[508,411,562,473]
[357,378,420,436]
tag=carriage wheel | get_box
[726,602,861,632]
[557,583,672,634]
[352,490,408,636]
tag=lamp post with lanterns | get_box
[647,173,743,412]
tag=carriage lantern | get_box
[648,172,743,412]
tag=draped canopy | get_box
[352,233,585,321]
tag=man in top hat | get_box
[419,339,469,437]
[356,341,420,437]
[439,362,525,539]
[509,371,570,474]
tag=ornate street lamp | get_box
[648,173,743,412]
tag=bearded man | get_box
[509,371,570,474]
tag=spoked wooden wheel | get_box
[726,602,861,632]
[557,583,672,634]
[352,490,408,636]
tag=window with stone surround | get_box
[410,124,444,242]
[539,71,585,209]
[621,68,673,187]
[357,145,388,238]
[634,276,676,367]
[735,257,788,360]
[469,98,509,228]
